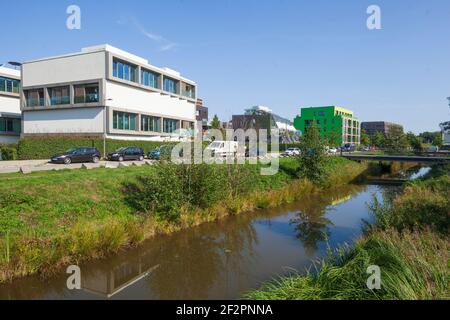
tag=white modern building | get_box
[21,45,197,141]
[0,66,21,144]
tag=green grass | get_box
[0,158,367,282]
[244,163,450,300]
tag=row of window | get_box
[112,111,188,134]
[0,77,20,94]
[24,84,99,107]
[112,58,195,99]
[0,117,21,134]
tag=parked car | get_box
[51,147,101,164]
[245,147,267,158]
[360,147,370,152]
[107,147,144,162]
[328,147,338,154]
[205,141,238,157]
[282,148,301,157]
[426,146,439,153]
[341,144,356,152]
[147,145,181,161]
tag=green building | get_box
[294,106,361,146]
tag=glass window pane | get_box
[130,114,135,130]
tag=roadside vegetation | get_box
[0,156,367,282]
[244,164,450,300]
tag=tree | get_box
[384,126,408,152]
[360,129,370,147]
[298,124,328,185]
[210,114,221,130]
[372,132,385,149]
[325,131,340,147]
[433,134,443,147]
[406,132,422,152]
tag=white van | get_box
[205,141,239,158]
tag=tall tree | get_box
[384,127,408,152]
[433,134,443,147]
[372,131,385,149]
[406,132,422,151]
[210,114,221,130]
[360,129,370,147]
[298,124,328,185]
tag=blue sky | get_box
[1,0,449,133]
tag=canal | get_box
[0,166,429,300]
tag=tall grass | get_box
[245,163,450,300]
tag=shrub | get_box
[0,145,18,160]
[17,137,168,160]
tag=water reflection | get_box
[1,183,382,300]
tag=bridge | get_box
[342,154,450,163]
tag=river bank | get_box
[244,164,450,300]
[0,157,367,283]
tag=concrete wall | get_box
[22,51,106,87]
[23,107,104,134]
[105,81,196,121]
[0,95,20,115]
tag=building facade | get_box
[21,45,197,141]
[294,106,361,146]
[0,66,21,144]
[232,106,299,143]
[361,121,404,137]
[195,98,208,132]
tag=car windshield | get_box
[115,147,127,152]
[209,142,222,148]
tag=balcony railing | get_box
[50,96,70,106]
[26,98,45,107]
[181,90,195,99]
[74,94,99,104]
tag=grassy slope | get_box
[0,157,366,282]
[244,165,450,300]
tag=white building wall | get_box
[0,95,21,115]
[22,51,106,87]
[23,108,104,134]
[105,81,196,120]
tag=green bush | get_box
[17,137,169,160]
[123,163,264,221]
[0,145,18,161]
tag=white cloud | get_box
[118,15,178,52]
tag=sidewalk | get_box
[0,159,155,174]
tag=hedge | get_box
[17,137,169,160]
[0,145,18,161]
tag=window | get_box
[163,77,177,94]
[25,89,44,107]
[49,86,70,105]
[0,117,20,133]
[141,115,161,132]
[163,118,178,133]
[112,58,137,82]
[181,83,195,99]
[74,83,99,104]
[0,77,20,94]
[113,111,137,131]
[141,69,159,89]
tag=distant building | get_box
[232,105,299,143]
[294,106,361,146]
[195,98,208,132]
[0,66,21,144]
[439,98,450,146]
[361,121,404,137]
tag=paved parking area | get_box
[0,159,156,174]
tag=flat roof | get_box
[22,44,195,84]
[0,66,20,78]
